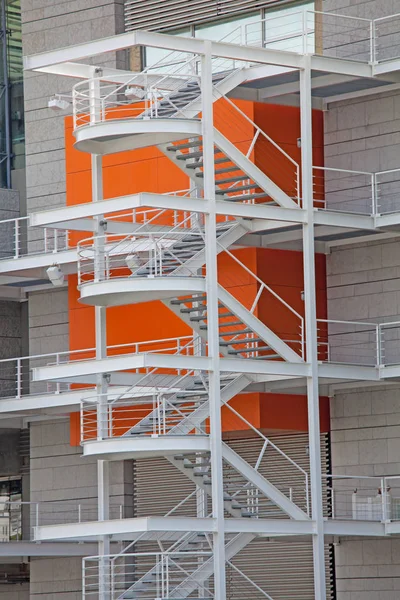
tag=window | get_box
[144,28,191,70]
[263,1,315,53]
[144,2,315,69]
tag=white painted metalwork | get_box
[16,13,400,599]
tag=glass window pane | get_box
[145,28,191,69]
[195,13,259,45]
[263,1,315,53]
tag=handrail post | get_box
[302,9,307,54]
[370,19,377,65]
[381,477,388,521]
[371,173,377,216]
[376,324,381,367]
[16,358,22,399]
[14,219,19,259]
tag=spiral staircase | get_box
[70,47,310,600]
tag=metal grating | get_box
[124,0,287,32]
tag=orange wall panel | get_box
[66,98,328,444]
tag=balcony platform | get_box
[82,434,210,460]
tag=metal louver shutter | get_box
[124,0,286,32]
[133,432,335,599]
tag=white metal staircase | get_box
[72,44,308,600]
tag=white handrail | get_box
[222,398,309,516]
[218,243,304,348]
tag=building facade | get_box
[0,0,399,599]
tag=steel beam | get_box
[300,56,326,600]
[202,44,227,600]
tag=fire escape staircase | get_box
[74,51,307,600]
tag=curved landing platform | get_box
[79,276,206,307]
[74,118,202,154]
[82,435,210,460]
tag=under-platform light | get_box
[125,86,146,100]
[126,254,141,273]
[48,95,70,111]
[46,265,65,287]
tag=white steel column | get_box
[300,56,326,600]
[92,151,110,598]
[201,42,227,600]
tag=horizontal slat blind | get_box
[124,0,288,32]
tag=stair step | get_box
[170,294,207,305]
[186,156,231,168]
[221,192,270,202]
[215,166,243,175]
[219,328,254,336]
[216,183,260,195]
[218,320,244,328]
[220,336,262,346]
[176,149,220,161]
[228,345,272,355]
[166,139,202,152]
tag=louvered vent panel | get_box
[19,428,30,476]
[133,432,335,599]
[124,0,286,32]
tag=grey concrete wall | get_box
[331,385,400,599]
[30,557,81,599]
[325,77,400,597]
[21,0,126,215]
[0,583,29,600]
[30,417,133,598]
[20,2,128,598]
[323,0,397,17]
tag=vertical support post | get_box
[14,219,19,258]
[16,358,21,398]
[201,42,226,600]
[91,141,110,598]
[300,56,327,600]
[0,0,11,188]
[381,477,388,521]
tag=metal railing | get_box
[374,13,400,64]
[0,206,193,263]
[219,244,305,359]
[73,70,202,128]
[313,166,375,215]
[219,9,400,64]
[80,353,210,443]
[324,475,400,522]
[0,216,69,261]
[213,87,300,206]
[6,318,400,406]
[317,319,380,366]
[83,551,214,599]
[0,335,194,401]
[313,166,400,216]
[77,227,206,285]
[223,400,310,517]
[375,168,400,214]
[379,321,400,366]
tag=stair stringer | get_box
[158,67,249,122]
[221,443,309,521]
[165,371,310,521]
[167,373,252,435]
[213,129,298,209]
[217,285,303,363]
[172,219,250,277]
[165,285,302,364]
[169,533,257,599]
